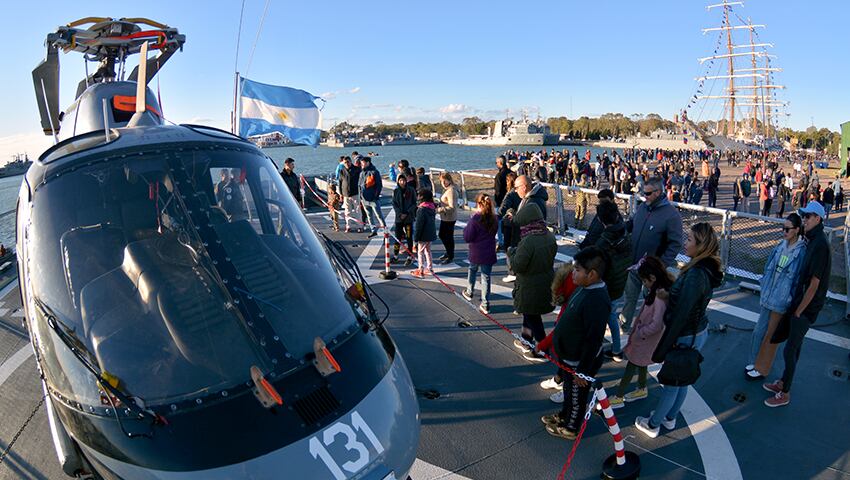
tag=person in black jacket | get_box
[391,175,417,266]
[578,189,617,249]
[338,158,362,232]
[764,201,831,407]
[592,201,632,362]
[541,247,611,440]
[280,158,302,205]
[635,223,722,439]
[494,155,511,208]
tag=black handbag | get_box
[657,327,704,387]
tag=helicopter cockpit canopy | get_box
[26,143,359,408]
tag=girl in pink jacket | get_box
[610,256,673,409]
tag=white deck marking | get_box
[647,365,743,480]
[409,459,473,480]
[0,344,33,388]
[708,300,850,351]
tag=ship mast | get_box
[724,4,735,137]
[749,18,759,135]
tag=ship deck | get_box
[0,200,849,479]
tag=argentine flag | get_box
[239,78,322,146]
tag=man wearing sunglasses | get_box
[764,200,831,407]
[620,177,683,333]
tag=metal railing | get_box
[430,167,849,304]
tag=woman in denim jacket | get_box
[745,213,806,380]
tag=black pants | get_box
[780,312,816,392]
[762,199,772,216]
[438,220,455,259]
[777,200,786,217]
[559,354,603,432]
[394,223,413,256]
[708,191,717,208]
[733,196,740,211]
[522,314,546,343]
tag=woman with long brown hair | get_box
[635,222,723,439]
[462,193,498,313]
[436,172,459,264]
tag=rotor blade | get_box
[136,41,149,113]
[127,45,179,85]
[32,44,60,135]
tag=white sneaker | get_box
[502,275,517,283]
[550,390,564,404]
[649,410,676,430]
[634,416,660,438]
[540,377,563,390]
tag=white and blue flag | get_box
[239,78,322,146]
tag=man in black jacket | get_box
[338,158,362,232]
[280,158,302,205]
[579,189,617,249]
[765,201,831,407]
[494,155,511,208]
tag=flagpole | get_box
[232,71,241,135]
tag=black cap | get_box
[284,158,295,164]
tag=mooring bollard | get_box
[596,386,641,480]
[378,230,397,280]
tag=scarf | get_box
[520,219,548,238]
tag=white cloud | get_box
[319,87,361,101]
[348,87,361,94]
[439,103,469,114]
[0,131,53,164]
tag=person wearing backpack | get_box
[594,201,632,362]
[358,157,385,238]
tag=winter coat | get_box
[626,196,684,267]
[579,216,605,249]
[508,204,556,315]
[418,175,433,192]
[652,257,723,363]
[392,184,417,225]
[623,299,666,367]
[437,185,459,222]
[358,164,383,202]
[281,169,302,203]
[499,190,522,247]
[413,202,437,242]
[594,218,632,301]
[494,166,511,207]
[759,238,806,314]
[338,165,361,198]
[517,183,549,221]
[463,213,497,266]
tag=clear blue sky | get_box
[1,0,847,160]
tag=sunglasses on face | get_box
[643,189,657,196]
[782,226,797,232]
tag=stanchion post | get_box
[556,185,566,235]
[719,210,732,273]
[459,172,468,210]
[378,231,398,280]
[595,386,641,480]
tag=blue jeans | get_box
[362,199,386,233]
[749,307,773,365]
[467,263,492,307]
[619,270,645,330]
[496,215,504,247]
[608,308,622,353]
[650,329,708,428]
[824,203,832,220]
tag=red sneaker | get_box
[410,269,424,278]
[762,380,783,394]
[764,391,790,408]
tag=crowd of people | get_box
[292,148,838,444]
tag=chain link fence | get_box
[430,167,849,304]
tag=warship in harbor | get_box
[0,153,33,178]
[447,117,560,146]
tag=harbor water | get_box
[0,144,622,248]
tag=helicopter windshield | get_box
[27,145,358,406]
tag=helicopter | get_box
[20,17,419,479]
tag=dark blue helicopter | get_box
[20,17,419,479]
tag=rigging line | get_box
[233,0,246,74]
[244,0,272,78]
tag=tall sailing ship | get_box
[684,0,787,149]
